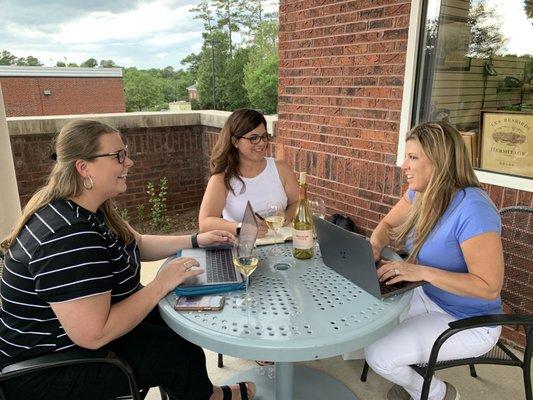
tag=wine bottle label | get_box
[292,229,314,249]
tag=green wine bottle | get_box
[292,172,314,260]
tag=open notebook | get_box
[255,226,292,246]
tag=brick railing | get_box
[6,111,277,225]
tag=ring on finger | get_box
[394,268,400,276]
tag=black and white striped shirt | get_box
[0,199,140,367]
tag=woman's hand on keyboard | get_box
[198,230,236,247]
[155,257,204,295]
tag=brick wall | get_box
[0,77,125,117]
[277,0,532,349]
[9,124,216,226]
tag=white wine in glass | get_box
[265,201,285,255]
[265,215,285,232]
[232,240,259,308]
[233,255,259,277]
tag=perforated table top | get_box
[159,243,412,363]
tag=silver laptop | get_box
[180,201,258,287]
[313,215,423,299]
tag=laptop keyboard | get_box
[379,279,410,296]
[206,249,237,283]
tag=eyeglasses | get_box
[89,146,128,164]
[239,133,270,145]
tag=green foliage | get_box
[0,50,42,66]
[123,68,165,111]
[99,59,118,68]
[187,1,279,113]
[146,177,172,233]
[243,20,279,113]
[80,58,98,68]
[467,0,507,59]
[137,204,146,231]
[55,61,66,67]
[122,66,194,111]
[244,53,278,114]
[119,208,130,221]
[0,50,17,65]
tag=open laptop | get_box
[179,201,258,287]
[313,215,423,299]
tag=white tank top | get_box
[222,158,288,222]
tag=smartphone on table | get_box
[174,295,225,311]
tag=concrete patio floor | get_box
[141,260,528,400]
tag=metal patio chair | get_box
[0,253,169,400]
[360,205,533,400]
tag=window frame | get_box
[397,0,533,192]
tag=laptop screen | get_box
[239,201,258,247]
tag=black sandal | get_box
[221,382,250,400]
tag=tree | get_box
[525,0,533,21]
[0,50,17,65]
[218,47,250,110]
[243,20,279,114]
[162,66,175,79]
[467,0,507,59]
[55,61,66,67]
[213,0,246,57]
[181,53,202,76]
[15,55,43,66]
[196,29,230,109]
[80,58,98,68]
[123,68,165,111]
[99,59,117,68]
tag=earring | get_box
[83,176,94,190]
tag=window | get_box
[406,0,533,187]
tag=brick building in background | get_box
[0,66,125,117]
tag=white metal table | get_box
[159,244,411,400]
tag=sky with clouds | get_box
[2,0,279,69]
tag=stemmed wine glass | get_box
[309,197,326,219]
[265,201,285,256]
[309,197,326,258]
[232,239,259,308]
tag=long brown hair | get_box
[1,119,134,251]
[393,122,480,262]
[210,108,267,194]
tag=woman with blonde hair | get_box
[0,119,255,400]
[199,108,298,237]
[364,122,503,400]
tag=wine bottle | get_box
[292,172,314,259]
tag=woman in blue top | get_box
[364,122,503,400]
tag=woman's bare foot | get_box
[211,382,256,400]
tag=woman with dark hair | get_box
[0,119,255,400]
[364,122,504,400]
[199,109,298,237]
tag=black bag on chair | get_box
[328,213,355,232]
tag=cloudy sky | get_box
[2,0,279,69]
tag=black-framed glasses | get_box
[239,133,270,145]
[88,146,128,164]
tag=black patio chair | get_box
[0,253,169,400]
[360,205,533,400]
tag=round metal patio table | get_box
[159,243,412,400]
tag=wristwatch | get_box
[236,222,242,236]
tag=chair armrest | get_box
[2,348,116,375]
[448,313,533,331]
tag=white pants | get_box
[364,287,501,400]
